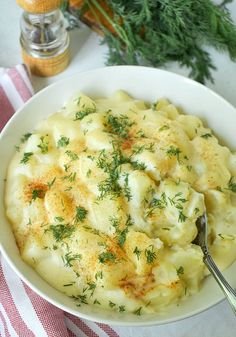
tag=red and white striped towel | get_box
[0,65,120,337]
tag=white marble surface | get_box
[0,1,236,336]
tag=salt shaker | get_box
[17,0,70,77]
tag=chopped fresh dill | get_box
[133,246,141,260]
[71,294,88,304]
[94,299,101,305]
[201,133,212,139]
[62,252,82,267]
[136,129,146,138]
[37,136,49,154]
[159,125,170,132]
[83,226,101,236]
[111,214,133,247]
[166,146,182,163]
[168,192,187,206]
[31,189,45,201]
[62,172,76,182]
[95,271,103,280]
[178,210,188,222]
[98,251,116,264]
[65,150,78,161]
[64,164,70,172]
[57,136,70,148]
[145,192,167,218]
[109,301,116,308]
[49,224,75,242]
[54,216,64,222]
[75,206,88,222]
[227,177,236,192]
[194,207,200,214]
[86,169,92,177]
[106,113,135,139]
[123,173,132,201]
[133,307,142,315]
[87,282,96,297]
[132,142,155,155]
[20,152,33,164]
[130,160,146,171]
[145,245,157,264]
[177,266,184,276]
[21,132,32,143]
[47,177,56,188]
[64,186,72,192]
[63,282,75,287]
[118,305,125,312]
[117,227,129,247]
[74,106,96,120]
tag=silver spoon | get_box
[195,214,236,314]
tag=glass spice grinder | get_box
[17,0,70,77]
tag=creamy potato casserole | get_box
[5,91,236,314]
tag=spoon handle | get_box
[204,253,236,315]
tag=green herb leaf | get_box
[145,245,157,264]
[106,114,135,139]
[77,0,236,83]
[47,177,56,188]
[31,189,45,201]
[75,206,88,222]
[177,266,184,276]
[71,294,88,304]
[87,282,96,297]
[62,172,76,182]
[95,271,103,280]
[118,305,125,312]
[133,307,142,315]
[166,146,182,163]
[94,299,101,305]
[227,177,236,192]
[20,152,33,164]
[21,132,32,143]
[49,224,75,242]
[62,252,82,267]
[98,251,116,264]
[37,136,49,154]
[74,106,96,120]
[57,136,70,148]
[109,301,116,308]
[65,150,78,161]
[133,246,141,260]
[201,133,212,139]
[159,125,170,132]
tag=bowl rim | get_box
[0,65,235,326]
[1,65,236,137]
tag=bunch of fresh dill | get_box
[65,0,236,83]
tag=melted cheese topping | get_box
[5,91,236,314]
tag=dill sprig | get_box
[62,252,82,267]
[106,113,135,139]
[97,141,147,200]
[145,245,157,264]
[69,0,236,83]
[98,251,116,263]
[48,224,75,242]
[227,177,236,192]
[75,206,88,222]
[37,136,49,154]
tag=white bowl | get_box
[0,66,236,326]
